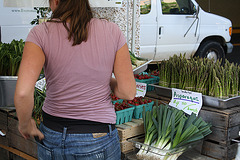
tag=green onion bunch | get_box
[158,54,240,98]
[32,88,46,127]
[137,104,212,160]
[130,51,147,69]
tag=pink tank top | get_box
[26,18,126,124]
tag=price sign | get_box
[169,88,203,116]
[136,82,147,97]
[35,78,46,92]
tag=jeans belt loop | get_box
[108,124,112,137]
[61,127,67,148]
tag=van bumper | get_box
[226,42,233,54]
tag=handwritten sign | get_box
[35,78,46,92]
[136,82,147,97]
[169,88,202,115]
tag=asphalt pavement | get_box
[226,45,240,65]
[226,33,240,65]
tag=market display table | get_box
[1,97,239,160]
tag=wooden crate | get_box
[7,113,38,158]
[117,119,144,153]
[0,109,8,131]
[199,106,240,130]
[0,128,8,159]
[199,106,240,160]
[205,125,239,145]
[202,140,238,160]
[7,132,37,158]
[0,108,16,159]
[0,143,37,160]
[0,107,15,132]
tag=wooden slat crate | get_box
[199,106,240,130]
[7,113,38,158]
[117,119,144,153]
[0,108,16,159]
[0,143,10,160]
[0,107,15,132]
[202,140,238,160]
[199,106,240,160]
[0,109,8,131]
[205,125,239,146]
[0,109,8,146]
[7,132,37,159]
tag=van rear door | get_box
[139,0,158,59]
[155,0,199,60]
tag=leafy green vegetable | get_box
[129,51,147,69]
[33,87,46,127]
[137,104,212,160]
[0,39,25,76]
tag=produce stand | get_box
[0,96,239,160]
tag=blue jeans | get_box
[36,123,121,160]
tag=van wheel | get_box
[195,41,225,63]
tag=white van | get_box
[139,0,233,61]
[0,0,122,43]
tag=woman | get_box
[14,0,136,159]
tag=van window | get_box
[161,0,194,14]
[140,0,151,14]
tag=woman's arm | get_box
[14,42,45,140]
[111,43,136,100]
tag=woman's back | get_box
[26,18,126,123]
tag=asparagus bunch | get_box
[158,54,240,98]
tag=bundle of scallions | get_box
[130,51,148,70]
[158,54,240,98]
[137,104,212,160]
[33,88,46,127]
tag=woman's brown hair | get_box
[49,0,93,46]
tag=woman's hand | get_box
[18,118,44,140]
